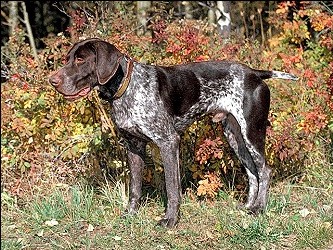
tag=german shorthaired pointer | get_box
[49,38,298,227]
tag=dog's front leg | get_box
[156,134,182,228]
[123,137,146,216]
[126,150,145,214]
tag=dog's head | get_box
[49,38,123,101]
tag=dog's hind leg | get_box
[241,131,271,214]
[242,126,271,213]
[241,82,272,213]
[219,113,259,210]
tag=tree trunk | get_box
[183,1,193,19]
[21,2,38,63]
[137,1,151,36]
[216,1,231,39]
[8,1,19,36]
[208,5,215,24]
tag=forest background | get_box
[1,1,333,249]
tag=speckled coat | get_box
[49,38,299,228]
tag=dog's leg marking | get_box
[242,81,271,213]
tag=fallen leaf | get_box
[206,230,214,239]
[299,208,310,218]
[87,224,94,232]
[239,210,246,216]
[45,219,59,227]
[154,216,162,221]
[323,222,331,229]
[113,236,122,241]
[242,221,249,229]
[323,205,331,212]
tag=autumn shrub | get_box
[1,2,332,201]
[1,30,115,196]
[264,1,333,182]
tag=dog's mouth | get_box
[63,87,91,101]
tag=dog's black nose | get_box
[49,74,61,87]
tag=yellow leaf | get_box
[197,186,206,196]
[198,179,209,185]
[189,164,198,172]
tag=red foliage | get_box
[196,137,224,165]
[278,49,302,72]
[163,21,211,63]
[303,68,316,88]
[66,10,88,40]
[300,107,328,135]
[151,19,168,45]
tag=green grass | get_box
[1,173,333,250]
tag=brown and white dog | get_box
[49,38,298,227]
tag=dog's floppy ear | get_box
[91,39,123,85]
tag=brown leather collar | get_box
[113,56,134,99]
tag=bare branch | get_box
[21,2,39,63]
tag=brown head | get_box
[49,38,123,101]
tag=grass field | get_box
[1,162,332,250]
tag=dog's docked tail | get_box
[255,69,299,81]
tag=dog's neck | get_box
[98,56,134,102]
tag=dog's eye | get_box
[75,57,85,64]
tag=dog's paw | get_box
[237,203,264,216]
[249,204,265,215]
[157,217,178,228]
[121,210,135,219]
[122,204,139,218]
[249,206,265,216]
